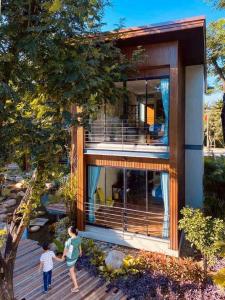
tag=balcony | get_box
[85,120,169,156]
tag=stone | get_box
[0,207,8,214]
[6,163,20,170]
[0,214,7,222]
[36,210,46,217]
[4,199,17,208]
[30,218,49,227]
[105,250,126,270]
[15,176,24,183]
[17,191,26,198]
[29,226,40,233]
[49,242,57,252]
[9,193,17,198]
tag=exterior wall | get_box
[80,226,179,257]
[77,41,185,253]
[185,65,204,208]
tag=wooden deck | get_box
[14,239,126,300]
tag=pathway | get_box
[14,239,127,300]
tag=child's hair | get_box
[69,226,78,235]
[42,242,49,251]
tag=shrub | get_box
[204,157,225,220]
[54,216,70,249]
[179,207,225,277]
[138,251,204,283]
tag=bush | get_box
[54,216,71,252]
[138,251,204,283]
[204,157,225,219]
[179,207,225,277]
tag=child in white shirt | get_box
[39,242,62,294]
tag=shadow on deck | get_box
[14,239,126,300]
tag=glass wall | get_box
[86,77,169,146]
[87,165,169,239]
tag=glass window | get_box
[87,165,169,239]
[86,77,169,146]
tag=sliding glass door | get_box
[86,165,169,239]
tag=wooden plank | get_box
[77,123,85,231]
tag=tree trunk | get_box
[0,262,15,300]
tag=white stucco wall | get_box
[185,65,204,208]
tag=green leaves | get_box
[49,0,62,13]
[179,207,225,273]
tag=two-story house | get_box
[76,16,206,257]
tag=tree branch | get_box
[212,58,225,82]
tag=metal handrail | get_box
[85,119,166,147]
[85,202,164,216]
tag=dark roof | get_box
[115,16,206,66]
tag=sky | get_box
[103,0,225,104]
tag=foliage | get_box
[54,216,71,244]
[81,239,203,283]
[78,239,225,299]
[207,18,225,84]
[204,100,224,148]
[0,229,7,248]
[55,174,77,224]
[179,207,225,276]
[207,0,225,9]
[0,0,138,297]
[204,157,225,219]
[138,251,204,283]
[213,268,225,288]
[53,239,64,254]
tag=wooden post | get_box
[70,105,77,175]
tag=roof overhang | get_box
[114,16,206,67]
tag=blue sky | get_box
[103,0,224,104]
[103,0,224,30]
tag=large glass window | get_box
[86,165,169,239]
[86,77,169,147]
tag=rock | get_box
[36,210,45,217]
[30,218,49,227]
[4,199,17,208]
[29,226,40,233]
[6,163,20,170]
[9,193,17,198]
[0,207,8,214]
[0,197,5,202]
[17,191,26,198]
[0,214,7,222]
[49,242,57,252]
[105,250,126,270]
[15,176,24,183]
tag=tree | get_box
[0,1,139,299]
[204,99,224,147]
[207,0,225,9]
[179,207,225,278]
[207,19,225,85]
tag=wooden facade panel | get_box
[76,40,185,252]
[86,155,170,171]
[77,126,85,230]
[123,42,178,70]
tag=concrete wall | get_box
[185,65,204,208]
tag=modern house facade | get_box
[76,17,206,257]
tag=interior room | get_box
[86,77,169,147]
[86,165,169,239]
